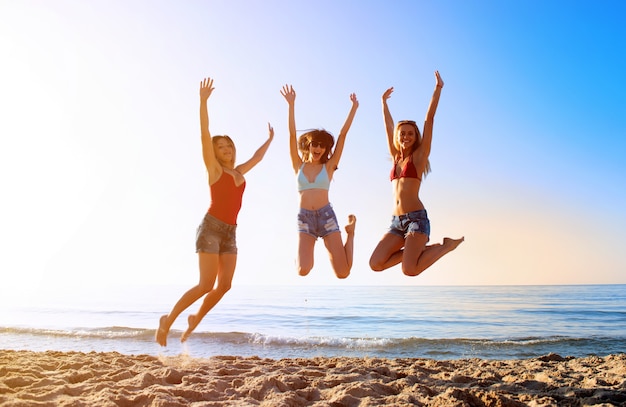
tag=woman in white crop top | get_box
[281,84,358,279]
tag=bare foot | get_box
[344,214,357,235]
[443,237,464,251]
[181,314,197,343]
[155,315,169,347]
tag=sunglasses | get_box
[310,141,326,148]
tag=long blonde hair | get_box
[393,120,430,177]
[212,135,236,168]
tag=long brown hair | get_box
[298,129,334,164]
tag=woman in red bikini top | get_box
[369,71,464,278]
[156,77,273,346]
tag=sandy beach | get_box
[1,350,625,406]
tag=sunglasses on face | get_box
[310,141,326,148]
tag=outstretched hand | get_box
[382,87,394,102]
[200,77,215,100]
[280,84,296,104]
[267,122,274,141]
[435,71,444,88]
[350,93,359,108]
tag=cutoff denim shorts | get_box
[297,203,340,239]
[388,209,430,240]
[196,213,237,254]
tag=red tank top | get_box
[208,172,246,225]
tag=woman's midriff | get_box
[299,189,330,211]
[392,178,425,216]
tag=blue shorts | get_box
[388,209,430,240]
[196,213,237,254]
[297,203,340,239]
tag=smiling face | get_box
[394,121,421,154]
[212,136,236,167]
[308,140,327,162]
[299,130,334,163]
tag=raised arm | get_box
[417,71,444,161]
[327,93,359,171]
[280,84,301,173]
[382,87,397,157]
[236,123,274,175]
[199,77,222,181]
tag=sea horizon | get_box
[1,284,625,361]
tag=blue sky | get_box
[0,0,625,304]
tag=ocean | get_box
[1,284,624,360]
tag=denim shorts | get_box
[388,209,430,240]
[196,213,237,254]
[297,203,340,239]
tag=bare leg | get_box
[297,233,316,276]
[369,233,405,272]
[370,232,464,276]
[403,236,464,277]
[181,253,237,342]
[155,253,219,346]
[323,215,356,279]
[156,315,169,346]
[343,214,356,272]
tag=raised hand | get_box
[280,84,296,105]
[200,77,215,100]
[267,122,274,141]
[350,93,359,108]
[435,71,444,89]
[382,87,394,102]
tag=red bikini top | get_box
[390,156,420,181]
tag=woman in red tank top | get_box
[156,77,273,346]
[369,71,464,277]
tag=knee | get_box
[216,281,232,295]
[369,257,384,272]
[198,281,214,294]
[297,260,313,277]
[402,266,419,277]
[333,262,351,279]
[335,270,350,279]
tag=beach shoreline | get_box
[1,350,625,406]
